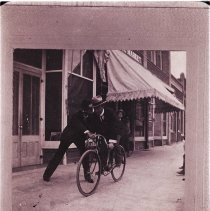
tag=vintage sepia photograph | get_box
[1,2,209,211]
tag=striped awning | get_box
[106,50,184,111]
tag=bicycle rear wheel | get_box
[76,150,101,197]
[111,145,126,182]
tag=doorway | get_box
[12,62,41,167]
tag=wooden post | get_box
[144,99,149,150]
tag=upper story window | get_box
[151,51,156,64]
[147,50,163,70]
[156,51,163,70]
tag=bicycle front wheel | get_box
[111,145,126,182]
[76,150,101,197]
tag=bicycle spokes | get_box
[76,150,101,196]
[111,145,126,182]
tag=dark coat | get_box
[60,110,89,144]
[43,110,90,180]
[118,117,131,137]
[88,107,119,141]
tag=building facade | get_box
[131,50,186,148]
[12,49,97,167]
[12,49,186,167]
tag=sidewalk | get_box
[12,142,185,211]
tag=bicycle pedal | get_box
[103,171,109,176]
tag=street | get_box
[12,142,184,211]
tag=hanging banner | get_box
[94,50,110,82]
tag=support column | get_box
[40,50,46,164]
[143,99,149,150]
[151,97,155,147]
[62,50,70,165]
[1,44,13,211]
[167,112,171,145]
[160,113,163,145]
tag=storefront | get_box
[12,48,185,168]
[12,49,97,167]
[105,50,184,150]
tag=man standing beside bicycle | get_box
[43,99,95,183]
[89,95,123,171]
[117,109,131,157]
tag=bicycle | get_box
[76,134,126,197]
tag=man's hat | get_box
[92,95,106,107]
[81,100,93,111]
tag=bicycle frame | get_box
[85,134,114,174]
[76,134,126,196]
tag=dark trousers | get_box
[43,136,88,180]
[113,144,123,164]
[99,142,122,169]
[119,135,129,153]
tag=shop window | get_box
[71,50,93,80]
[67,50,94,121]
[14,49,42,68]
[154,113,161,136]
[46,50,63,71]
[45,72,62,140]
[170,113,176,132]
[135,101,144,136]
[12,71,19,135]
[72,50,81,75]
[83,51,93,79]
[22,74,40,135]
[68,74,93,121]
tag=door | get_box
[12,63,41,167]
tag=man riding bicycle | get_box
[88,95,122,171]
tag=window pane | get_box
[147,51,151,61]
[154,113,161,136]
[14,49,42,68]
[46,50,63,70]
[68,74,93,121]
[135,101,144,136]
[156,51,161,69]
[72,50,81,75]
[22,74,32,135]
[13,71,19,135]
[83,51,93,79]
[32,76,40,134]
[22,74,40,135]
[45,72,62,140]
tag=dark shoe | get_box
[84,174,94,183]
[177,170,185,175]
[43,175,50,182]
